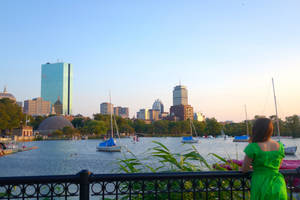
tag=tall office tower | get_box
[173,85,188,106]
[23,97,51,116]
[152,99,164,114]
[100,102,114,115]
[41,62,73,115]
[170,84,194,121]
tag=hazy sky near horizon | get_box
[1,0,300,122]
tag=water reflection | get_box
[0,137,299,177]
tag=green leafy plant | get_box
[115,141,250,200]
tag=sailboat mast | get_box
[110,92,114,138]
[190,119,193,136]
[244,104,249,136]
[272,78,280,138]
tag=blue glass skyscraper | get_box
[41,62,73,115]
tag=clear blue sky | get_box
[1,0,300,121]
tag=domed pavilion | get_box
[38,115,74,135]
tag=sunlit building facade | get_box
[100,102,114,115]
[149,109,160,121]
[170,105,194,121]
[194,112,205,122]
[114,106,129,118]
[23,97,51,116]
[137,109,149,120]
[41,62,73,115]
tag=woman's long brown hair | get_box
[251,118,273,143]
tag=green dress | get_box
[244,142,287,200]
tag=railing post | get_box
[78,170,91,200]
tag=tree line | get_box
[70,114,300,138]
[1,98,300,138]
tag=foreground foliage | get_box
[116,141,248,200]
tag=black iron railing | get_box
[0,169,299,200]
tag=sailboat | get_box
[181,119,199,143]
[272,78,297,155]
[96,94,121,152]
[233,105,250,142]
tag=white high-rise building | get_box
[173,85,188,106]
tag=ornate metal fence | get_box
[0,169,299,200]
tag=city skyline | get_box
[1,1,300,122]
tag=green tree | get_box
[71,118,85,128]
[205,118,222,136]
[52,129,63,137]
[179,121,190,134]
[153,120,169,134]
[133,120,147,133]
[193,121,206,136]
[269,116,289,137]
[168,122,181,135]
[285,115,300,138]
[29,115,47,130]
[0,98,25,134]
[84,120,108,135]
[62,126,77,136]
[0,105,9,134]
[224,122,246,136]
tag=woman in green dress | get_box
[241,118,287,200]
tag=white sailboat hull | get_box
[284,146,297,155]
[96,145,121,152]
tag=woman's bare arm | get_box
[241,155,253,172]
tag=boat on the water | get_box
[233,135,249,142]
[96,93,121,152]
[284,146,298,155]
[233,105,250,143]
[181,120,199,144]
[96,138,121,152]
[181,136,199,143]
[0,141,38,156]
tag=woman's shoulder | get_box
[244,142,258,158]
[270,139,284,149]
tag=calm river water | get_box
[0,137,299,177]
